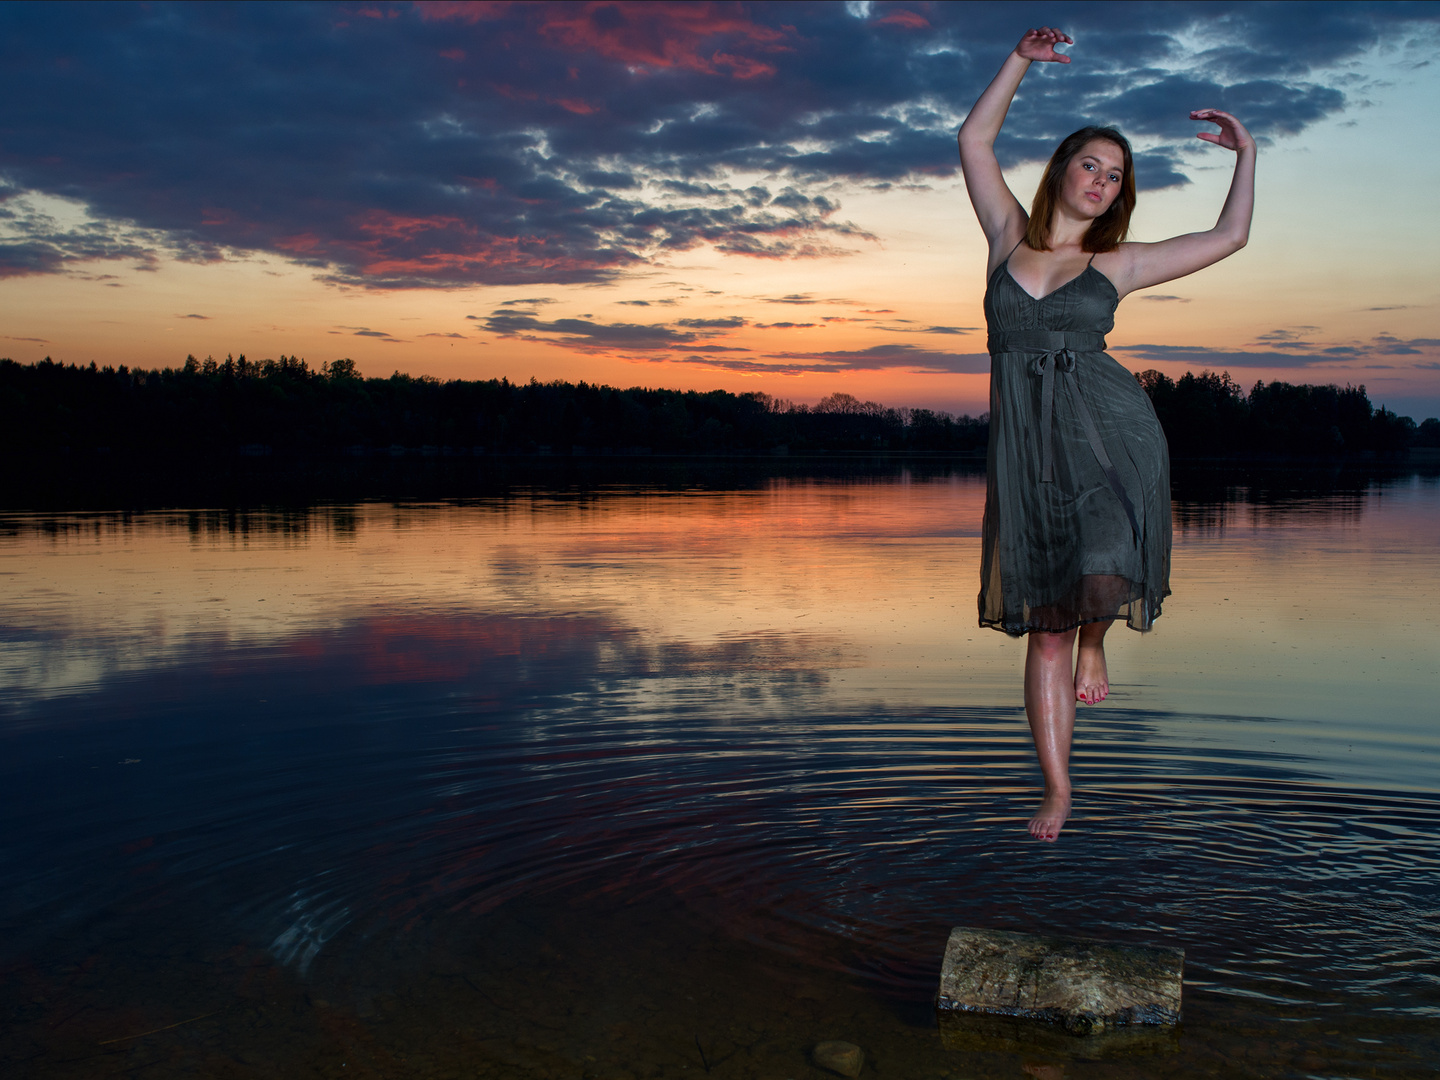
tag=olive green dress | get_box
[978,251,1171,635]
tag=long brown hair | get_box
[1025,126,1136,253]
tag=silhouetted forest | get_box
[1,355,1435,464]
[0,354,984,459]
[1135,369,1432,459]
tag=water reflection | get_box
[2,470,1439,1077]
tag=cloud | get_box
[0,191,171,278]
[669,341,988,376]
[1137,294,1189,303]
[178,313,211,320]
[759,294,865,306]
[676,316,745,329]
[473,308,736,352]
[667,355,839,375]
[338,325,407,342]
[1116,344,1331,369]
[1372,334,1440,355]
[878,323,976,335]
[419,331,467,339]
[1,2,1431,286]
[1115,334,1440,370]
[766,343,990,374]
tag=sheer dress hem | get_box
[978,589,1170,638]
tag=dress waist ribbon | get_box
[987,330,1141,544]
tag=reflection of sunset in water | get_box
[5,475,1437,751]
[2,470,1440,1078]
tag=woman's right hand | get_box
[1015,27,1073,64]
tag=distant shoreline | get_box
[3,358,1437,505]
[2,447,1435,515]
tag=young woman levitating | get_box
[958,27,1255,840]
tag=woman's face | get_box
[1061,139,1125,218]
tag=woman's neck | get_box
[1044,210,1091,253]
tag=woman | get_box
[958,27,1255,841]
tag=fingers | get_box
[1191,108,1238,124]
[1023,26,1073,45]
[1191,108,1254,151]
[1018,26,1073,63]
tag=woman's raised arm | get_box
[958,27,1072,269]
[1105,109,1256,297]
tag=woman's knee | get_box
[1027,629,1076,660]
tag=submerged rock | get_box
[812,1039,864,1077]
[936,927,1183,1037]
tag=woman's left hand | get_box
[1191,109,1254,152]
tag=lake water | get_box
[2,467,1438,1078]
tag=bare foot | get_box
[1074,640,1109,704]
[1028,788,1071,842]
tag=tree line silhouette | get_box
[1,354,1434,462]
[1136,368,1429,458]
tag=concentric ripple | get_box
[6,645,1438,1026]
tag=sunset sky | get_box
[3,0,1439,419]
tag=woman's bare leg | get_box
[1075,619,1113,704]
[1024,628,1078,841]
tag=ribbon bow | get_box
[1032,348,1077,483]
[986,331,1142,545]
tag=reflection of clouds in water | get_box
[299,613,857,704]
[0,608,859,729]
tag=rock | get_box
[936,927,1184,1037]
[812,1039,864,1077]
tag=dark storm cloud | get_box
[0,1,1430,288]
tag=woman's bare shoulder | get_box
[1090,242,1146,297]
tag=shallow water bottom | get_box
[8,884,1438,1080]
